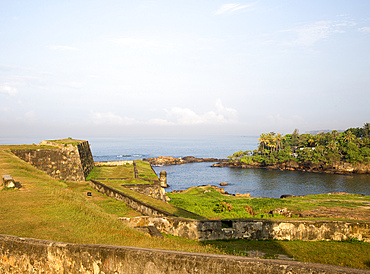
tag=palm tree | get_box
[275,133,284,151]
[258,133,267,154]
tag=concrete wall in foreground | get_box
[0,234,367,274]
[120,216,370,242]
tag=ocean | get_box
[2,135,369,198]
[88,135,369,198]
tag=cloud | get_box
[113,38,163,49]
[0,84,18,96]
[48,45,78,51]
[163,100,238,125]
[59,81,86,89]
[283,20,356,47]
[358,27,370,33]
[91,112,137,125]
[214,3,255,15]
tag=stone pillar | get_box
[159,170,168,188]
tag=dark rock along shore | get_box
[211,160,370,175]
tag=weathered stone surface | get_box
[11,140,94,181]
[159,170,168,187]
[124,184,169,203]
[120,216,370,242]
[90,180,174,217]
[2,175,16,188]
[1,234,367,274]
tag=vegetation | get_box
[46,138,84,146]
[203,239,370,270]
[1,141,370,269]
[168,186,370,221]
[229,123,370,166]
[0,149,218,253]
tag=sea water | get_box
[1,135,369,198]
[88,136,369,198]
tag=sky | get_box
[1,0,370,139]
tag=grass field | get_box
[167,185,370,221]
[1,147,369,269]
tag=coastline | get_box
[211,160,370,175]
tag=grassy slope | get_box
[87,163,206,220]
[0,149,217,253]
[1,149,369,269]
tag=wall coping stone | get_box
[1,234,368,273]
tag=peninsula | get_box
[213,123,370,175]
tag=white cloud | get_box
[147,118,174,126]
[113,38,163,49]
[163,100,238,125]
[59,81,86,89]
[358,27,370,33]
[214,3,255,15]
[283,20,356,47]
[48,45,78,51]
[0,84,18,96]
[91,112,137,125]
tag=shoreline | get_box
[211,160,370,175]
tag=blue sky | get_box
[1,0,369,138]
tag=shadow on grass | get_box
[200,239,293,258]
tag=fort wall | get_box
[11,140,94,181]
[1,234,367,274]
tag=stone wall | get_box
[89,180,174,217]
[1,234,367,274]
[11,140,94,181]
[124,184,168,202]
[120,216,370,242]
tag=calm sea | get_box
[2,135,369,198]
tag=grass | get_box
[0,149,218,253]
[86,165,134,179]
[135,160,159,180]
[46,138,85,146]
[0,144,59,150]
[1,147,370,269]
[167,186,370,221]
[203,239,370,270]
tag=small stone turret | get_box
[159,170,168,188]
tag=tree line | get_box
[229,123,370,165]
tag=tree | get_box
[258,133,268,154]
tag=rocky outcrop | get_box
[212,160,370,175]
[144,156,222,166]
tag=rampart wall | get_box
[11,140,94,181]
[120,216,370,242]
[1,234,367,274]
[89,180,175,217]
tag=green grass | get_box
[0,144,59,150]
[135,160,159,180]
[167,186,370,220]
[203,239,370,270]
[86,165,134,180]
[46,138,84,146]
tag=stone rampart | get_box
[1,234,367,274]
[95,160,133,166]
[11,140,94,181]
[124,184,168,202]
[89,180,174,217]
[120,216,370,242]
